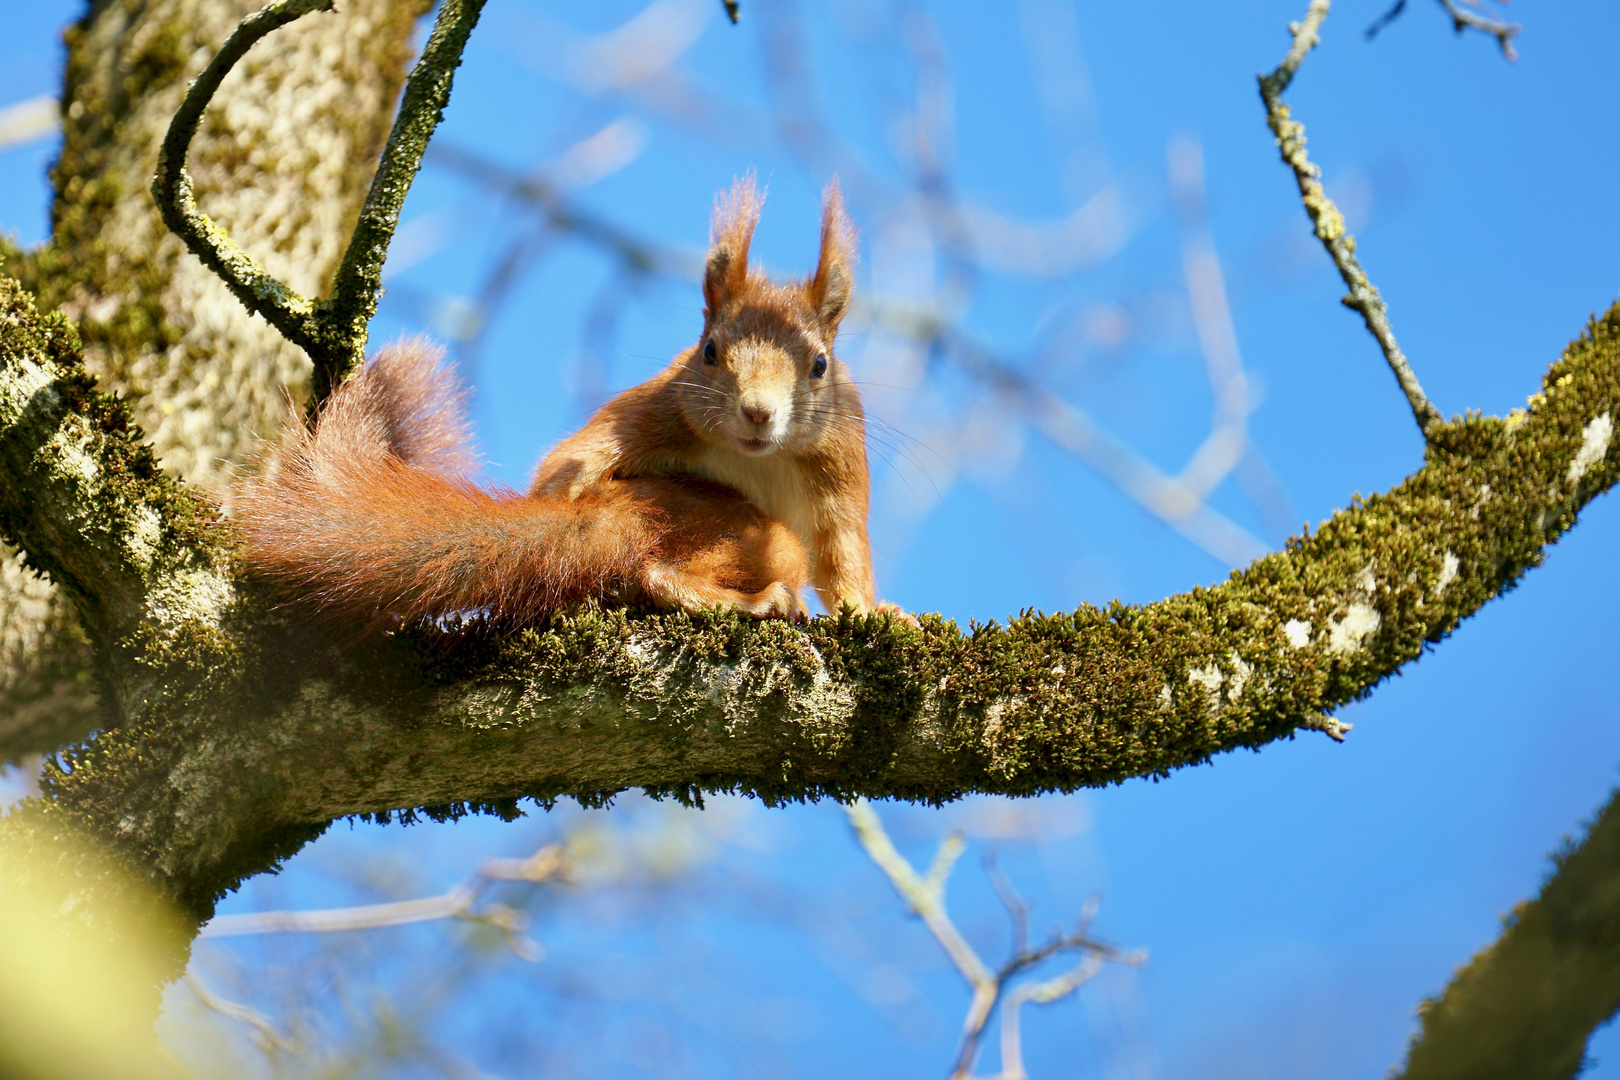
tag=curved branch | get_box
[1260,1,1444,439]
[11,299,1617,927]
[150,0,490,406]
[149,0,332,357]
[1395,785,1620,1078]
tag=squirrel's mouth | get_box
[736,437,773,455]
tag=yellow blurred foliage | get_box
[0,816,191,1080]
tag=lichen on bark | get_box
[0,0,430,757]
[4,295,1615,931]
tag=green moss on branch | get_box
[9,284,1619,932]
[0,277,235,717]
[1396,785,1620,1079]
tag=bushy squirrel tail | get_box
[235,339,807,631]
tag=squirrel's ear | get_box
[807,178,856,335]
[705,176,763,316]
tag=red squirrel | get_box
[533,177,898,616]
[235,339,810,631]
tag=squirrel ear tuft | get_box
[808,178,857,335]
[705,175,764,316]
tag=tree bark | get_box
[0,0,429,761]
[3,13,1620,1059]
[4,251,1618,927]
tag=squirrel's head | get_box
[678,176,860,457]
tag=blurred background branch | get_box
[1366,0,1521,60]
[847,800,1142,1079]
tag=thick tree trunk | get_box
[0,0,430,760]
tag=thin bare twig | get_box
[983,850,1030,957]
[1301,711,1355,742]
[1259,0,1443,439]
[185,972,297,1055]
[1168,136,1258,504]
[1366,0,1520,60]
[846,801,1142,1079]
[200,843,566,961]
[856,297,1271,565]
[0,95,58,152]
[1437,0,1520,59]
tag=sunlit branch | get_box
[200,843,566,962]
[316,0,489,404]
[1259,0,1443,440]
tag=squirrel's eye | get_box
[703,339,718,364]
[812,354,828,378]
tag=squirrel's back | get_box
[235,340,808,632]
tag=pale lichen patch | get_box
[142,565,235,630]
[46,420,101,487]
[1435,552,1460,595]
[1567,412,1613,486]
[793,665,860,735]
[1326,564,1381,654]
[1226,654,1252,700]
[1283,619,1311,648]
[0,355,54,418]
[1186,653,1253,712]
[126,505,164,568]
[1187,661,1222,698]
[1328,603,1380,653]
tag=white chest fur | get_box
[689,445,819,551]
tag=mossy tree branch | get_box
[1395,785,1620,1079]
[0,279,234,730]
[6,255,1617,928]
[150,0,489,407]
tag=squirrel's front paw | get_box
[872,600,921,628]
[742,582,808,623]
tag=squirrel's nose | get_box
[742,403,775,426]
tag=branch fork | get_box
[1260,0,1444,441]
[151,0,489,408]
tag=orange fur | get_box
[235,340,809,632]
[533,178,901,616]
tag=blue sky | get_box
[4,1,1620,1076]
